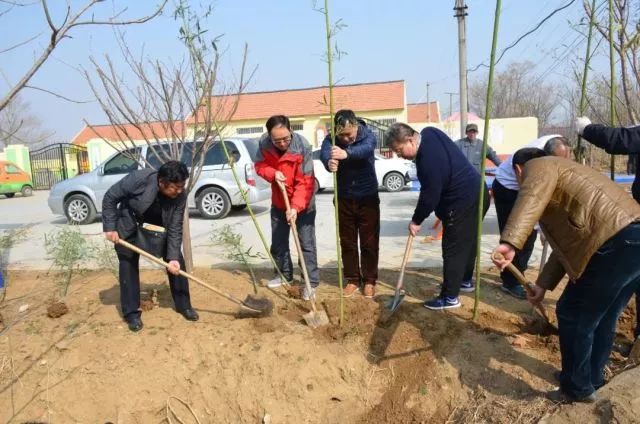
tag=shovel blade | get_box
[303,310,330,328]
[239,295,274,317]
[385,291,405,313]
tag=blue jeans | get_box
[270,207,320,286]
[556,222,640,399]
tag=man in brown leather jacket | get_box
[492,148,640,403]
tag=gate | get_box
[29,143,90,189]
[360,117,394,158]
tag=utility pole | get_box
[445,92,458,120]
[454,0,469,139]
[426,82,431,121]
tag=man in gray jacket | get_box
[454,123,502,173]
[103,160,197,332]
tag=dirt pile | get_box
[0,268,636,423]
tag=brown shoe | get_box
[363,284,375,298]
[343,283,359,298]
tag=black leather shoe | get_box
[127,317,143,332]
[179,308,199,321]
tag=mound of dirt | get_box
[46,301,68,318]
[540,365,640,424]
[0,267,636,423]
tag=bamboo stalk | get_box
[323,0,345,325]
[576,0,597,164]
[609,0,616,181]
[473,0,502,321]
[218,136,290,286]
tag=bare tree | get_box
[469,61,560,130]
[0,0,168,112]
[83,1,253,271]
[584,0,640,124]
[0,94,53,146]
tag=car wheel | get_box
[21,185,33,197]
[4,193,15,198]
[231,204,247,211]
[197,187,231,219]
[383,172,405,192]
[64,194,97,224]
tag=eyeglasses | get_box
[272,135,292,144]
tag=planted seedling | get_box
[212,224,264,294]
[44,225,88,317]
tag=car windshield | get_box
[242,139,260,162]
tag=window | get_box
[242,139,260,162]
[291,123,304,132]
[236,126,263,135]
[104,148,140,175]
[146,144,174,169]
[204,141,240,166]
[5,164,21,174]
[378,118,397,126]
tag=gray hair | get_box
[385,122,418,147]
[543,136,570,155]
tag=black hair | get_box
[512,148,547,170]
[265,115,291,133]
[158,160,189,183]
[334,109,358,128]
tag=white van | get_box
[47,138,270,224]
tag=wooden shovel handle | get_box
[396,234,414,290]
[116,239,245,307]
[276,181,317,313]
[491,251,552,323]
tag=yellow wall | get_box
[411,117,539,155]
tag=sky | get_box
[1,0,591,142]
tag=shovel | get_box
[492,252,558,334]
[116,239,273,317]
[385,234,414,314]
[276,181,329,328]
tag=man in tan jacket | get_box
[492,148,640,403]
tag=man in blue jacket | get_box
[386,123,489,310]
[321,109,380,298]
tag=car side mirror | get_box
[97,166,105,176]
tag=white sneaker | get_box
[302,286,316,301]
[267,277,283,288]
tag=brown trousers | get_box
[338,196,380,285]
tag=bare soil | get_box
[0,267,636,423]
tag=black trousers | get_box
[492,179,538,289]
[116,252,192,321]
[440,187,490,298]
[338,195,380,285]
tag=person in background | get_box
[492,135,571,299]
[493,147,640,403]
[255,115,319,300]
[103,161,197,332]
[386,123,489,310]
[320,109,380,299]
[454,123,502,174]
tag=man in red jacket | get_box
[255,115,319,300]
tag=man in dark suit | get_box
[102,160,197,332]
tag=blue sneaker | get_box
[460,280,475,293]
[500,284,527,299]
[424,296,461,310]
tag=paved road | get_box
[0,188,545,270]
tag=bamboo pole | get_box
[609,0,616,180]
[473,0,502,321]
[576,0,597,164]
[218,132,290,286]
[322,0,345,325]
